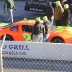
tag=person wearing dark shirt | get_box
[46,1,54,25]
[61,4,71,26]
[32,17,45,42]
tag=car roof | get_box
[13,19,36,26]
[1,19,36,29]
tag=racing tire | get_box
[1,35,14,41]
[51,37,64,43]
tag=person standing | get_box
[54,1,64,26]
[61,4,71,26]
[4,0,16,24]
[46,1,54,25]
[43,16,52,42]
[32,17,45,42]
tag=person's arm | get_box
[60,6,64,14]
[13,0,16,10]
[42,24,45,35]
[67,9,71,22]
[4,1,7,13]
[51,7,54,16]
[43,26,45,35]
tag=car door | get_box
[9,25,20,41]
[21,25,33,41]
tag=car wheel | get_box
[51,37,64,43]
[1,35,13,41]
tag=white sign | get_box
[30,8,43,12]
[0,41,72,61]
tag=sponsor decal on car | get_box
[23,33,31,41]
[55,26,65,32]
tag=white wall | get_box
[1,41,72,61]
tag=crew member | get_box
[54,1,64,26]
[46,1,54,25]
[32,17,45,42]
[4,0,16,24]
[61,4,71,26]
[43,16,52,42]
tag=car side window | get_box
[22,25,33,32]
[10,26,18,31]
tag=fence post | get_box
[0,35,6,72]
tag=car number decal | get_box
[23,33,31,41]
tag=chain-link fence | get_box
[0,41,72,72]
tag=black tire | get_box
[1,35,13,41]
[51,37,64,43]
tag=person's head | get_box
[35,17,41,22]
[43,16,48,21]
[24,18,27,21]
[49,1,52,7]
[56,1,61,7]
[64,4,69,10]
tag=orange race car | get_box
[0,19,35,41]
[49,26,72,44]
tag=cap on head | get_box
[43,16,48,21]
[24,18,27,21]
[35,17,41,22]
[64,4,69,9]
[40,20,43,23]
[49,1,52,6]
[56,1,61,6]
